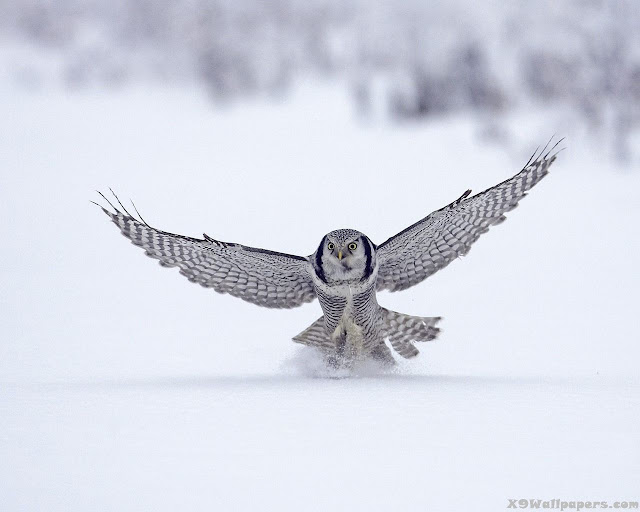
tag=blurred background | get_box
[1,0,639,161]
[1,2,639,511]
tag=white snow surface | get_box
[1,81,639,511]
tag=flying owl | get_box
[95,142,560,368]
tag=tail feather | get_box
[381,308,441,359]
[292,309,442,360]
[292,317,335,350]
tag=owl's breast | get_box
[315,281,381,355]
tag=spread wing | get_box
[95,194,316,309]
[376,141,562,292]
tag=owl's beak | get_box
[337,250,343,260]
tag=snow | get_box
[1,80,639,511]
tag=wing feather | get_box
[376,142,561,292]
[97,198,316,309]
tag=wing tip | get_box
[93,189,155,227]
[526,136,566,169]
[90,199,110,216]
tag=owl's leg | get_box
[325,334,355,370]
[324,353,341,369]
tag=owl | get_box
[95,142,560,368]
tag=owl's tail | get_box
[380,308,441,359]
[292,317,334,350]
[291,309,441,360]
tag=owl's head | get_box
[314,229,375,283]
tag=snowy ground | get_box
[1,81,639,511]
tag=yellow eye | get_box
[328,242,335,250]
[348,242,357,251]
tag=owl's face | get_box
[315,229,375,283]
